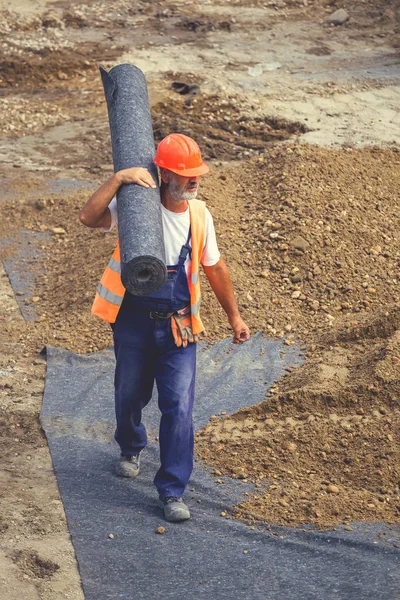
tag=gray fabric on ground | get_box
[100,64,167,296]
[40,336,399,600]
[0,230,50,320]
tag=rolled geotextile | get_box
[100,64,167,296]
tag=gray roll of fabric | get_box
[100,64,167,296]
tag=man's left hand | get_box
[171,309,199,348]
[230,318,250,343]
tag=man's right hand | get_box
[80,168,157,229]
[116,167,157,188]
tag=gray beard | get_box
[168,180,198,201]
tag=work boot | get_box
[115,452,141,478]
[159,497,191,522]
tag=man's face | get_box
[167,172,199,201]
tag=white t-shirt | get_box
[107,197,220,270]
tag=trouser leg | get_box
[113,315,155,457]
[153,341,197,498]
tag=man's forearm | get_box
[79,173,121,228]
[203,259,241,324]
[80,168,156,229]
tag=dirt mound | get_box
[0,45,122,89]
[200,144,400,342]
[269,306,400,411]
[195,144,400,530]
[196,307,400,530]
[153,93,307,161]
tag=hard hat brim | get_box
[157,162,210,177]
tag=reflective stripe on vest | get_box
[97,282,124,306]
[91,199,207,331]
[108,257,121,274]
[191,298,201,316]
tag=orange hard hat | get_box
[154,134,209,177]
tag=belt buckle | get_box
[150,311,171,320]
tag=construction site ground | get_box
[0,0,399,598]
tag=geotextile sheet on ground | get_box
[40,338,399,600]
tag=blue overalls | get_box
[112,229,197,499]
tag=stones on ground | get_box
[290,236,309,252]
[292,290,301,299]
[52,227,66,235]
[291,273,303,283]
[34,199,47,210]
[283,441,297,452]
[155,526,166,534]
[327,9,349,26]
[248,64,263,77]
[108,533,114,539]
[327,484,339,494]
[265,63,282,71]
[42,11,64,29]
[341,421,352,431]
[171,81,201,106]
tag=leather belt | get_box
[149,311,175,320]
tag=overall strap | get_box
[178,226,192,264]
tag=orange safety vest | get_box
[91,199,206,334]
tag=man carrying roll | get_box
[80,133,250,522]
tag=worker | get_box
[80,133,250,522]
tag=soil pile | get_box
[196,306,400,530]
[201,144,400,343]
[153,94,307,161]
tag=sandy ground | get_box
[0,0,399,597]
